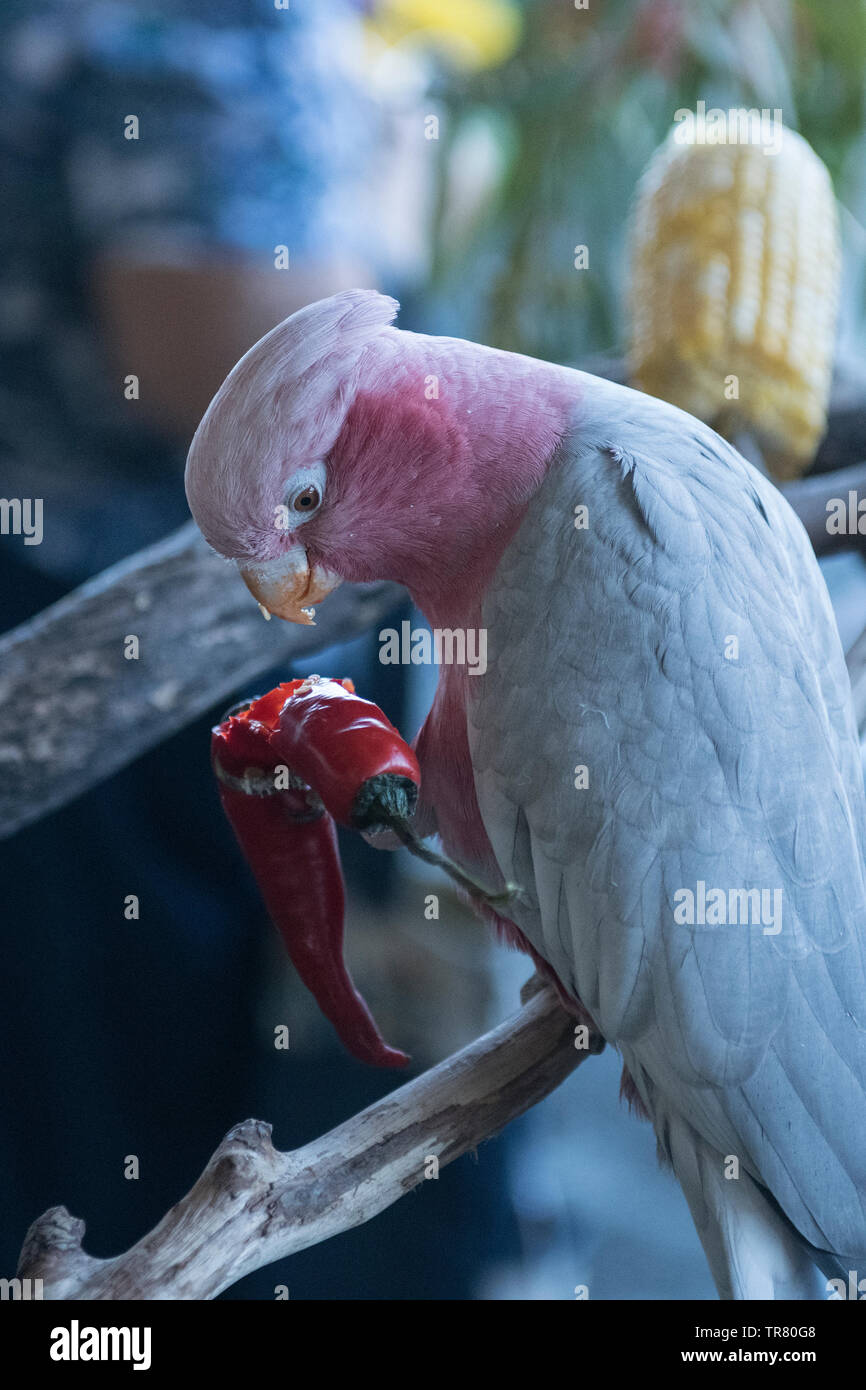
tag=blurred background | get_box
[2,0,866,1300]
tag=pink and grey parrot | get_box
[185,289,866,1299]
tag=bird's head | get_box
[185,289,405,623]
[186,288,569,625]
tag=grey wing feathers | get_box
[468,377,866,1260]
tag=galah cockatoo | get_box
[185,290,866,1300]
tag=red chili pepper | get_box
[211,697,410,1069]
[211,674,514,1069]
[251,678,517,910]
[232,676,421,831]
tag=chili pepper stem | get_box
[389,819,522,912]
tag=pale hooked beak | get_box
[239,549,342,625]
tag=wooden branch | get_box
[17,979,598,1300]
[0,522,405,839]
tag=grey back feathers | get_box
[469,374,866,1296]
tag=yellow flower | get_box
[369,0,522,71]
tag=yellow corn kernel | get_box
[627,120,840,479]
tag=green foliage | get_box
[428,0,866,360]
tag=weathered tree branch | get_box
[17,978,597,1299]
[0,522,405,839]
[1,383,864,840]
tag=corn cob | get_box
[627,120,840,478]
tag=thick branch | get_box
[0,522,404,839]
[17,980,597,1300]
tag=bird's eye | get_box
[283,463,326,526]
[292,485,321,513]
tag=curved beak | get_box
[239,549,342,625]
